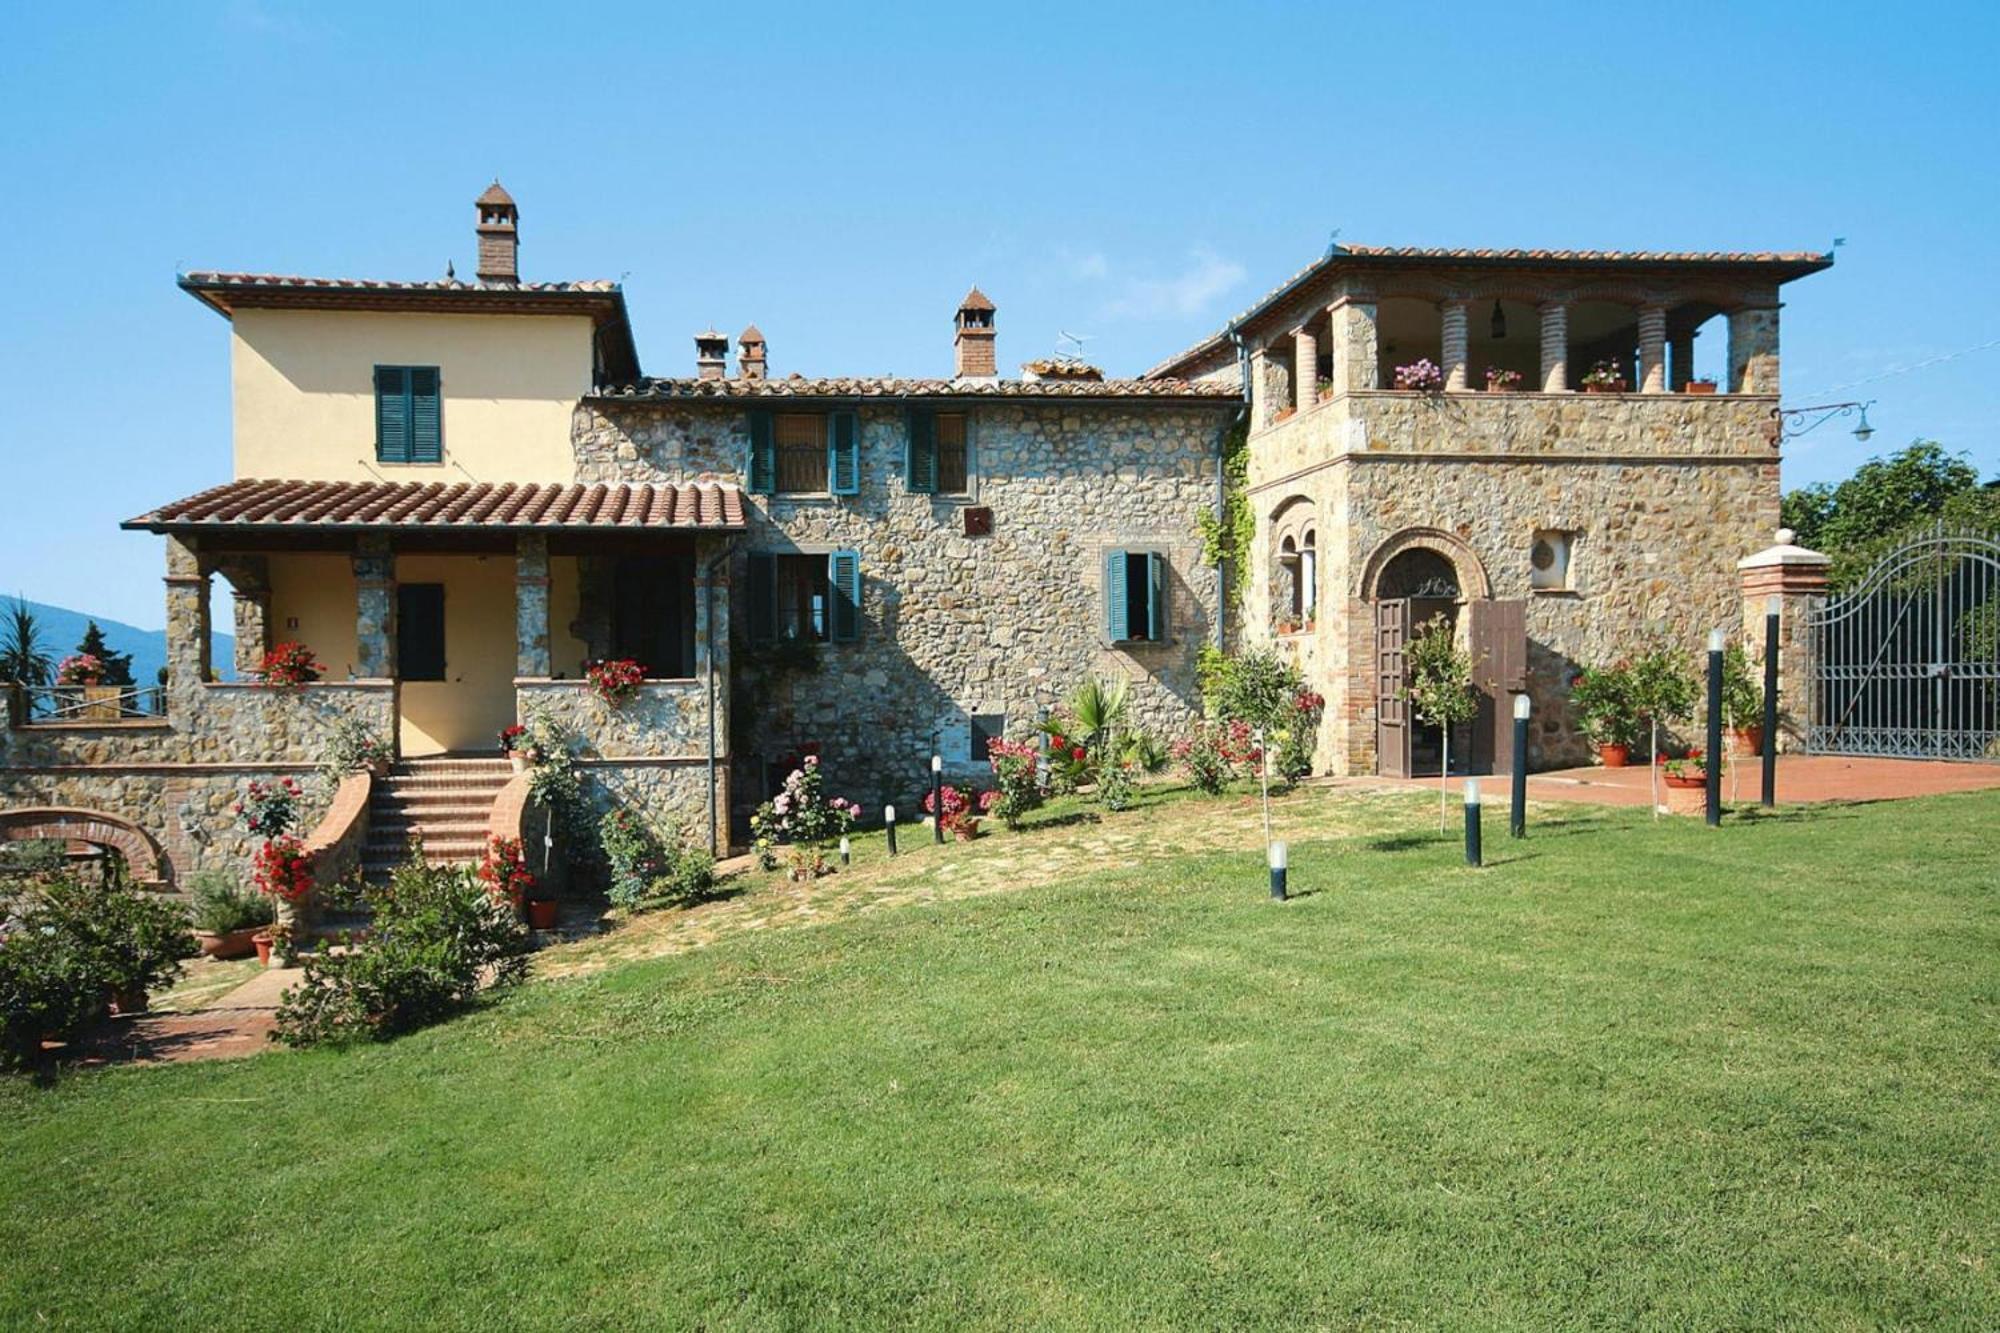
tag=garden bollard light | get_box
[839,836,851,868]
[1510,693,1530,839]
[931,754,944,845]
[1268,840,1288,901]
[1706,628,1725,827]
[1464,778,1483,867]
[1762,595,1780,809]
[884,804,898,856]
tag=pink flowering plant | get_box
[1172,718,1262,796]
[921,783,998,838]
[1485,367,1523,390]
[984,736,1044,829]
[55,653,105,687]
[750,755,861,879]
[1393,358,1444,392]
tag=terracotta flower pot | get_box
[1684,381,1718,395]
[110,986,149,1016]
[526,899,558,930]
[1662,772,1707,789]
[1597,743,1631,768]
[952,819,980,842]
[196,926,260,960]
[509,753,528,775]
[1731,726,1763,757]
[253,932,275,967]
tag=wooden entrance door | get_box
[1375,598,1412,778]
[1467,599,1527,774]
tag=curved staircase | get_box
[362,756,512,881]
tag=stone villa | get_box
[0,184,1830,886]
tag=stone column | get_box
[1248,346,1271,428]
[1669,330,1696,392]
[214,555,271,679]
[1637,305,1668,393]
[1441,300,1470,391]
[1738,528,1830,753]
[1729,307,1781,395]
[352,535,396,680]
[515,534,551,679]
[1330,299,1379,392]
[1293,322,1319,413]
[1538,301,1569,392]
[162,536,210,708]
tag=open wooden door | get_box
[1467,598,1527,775]
[1375,598,1412,778]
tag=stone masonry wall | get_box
[576,399,1230,815]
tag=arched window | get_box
[1300,528,1317,617]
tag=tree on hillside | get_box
[74,620,135,687]
[1782,441,1998,586]
[1,596,52,690]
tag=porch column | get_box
[162,536,210,706]
[1538,301,1569,391]
[1248,345,1271,428]
[352,535,396,680]
[1637,305,1668,393]
[1441,300,1470,391]
[514,534,551,679]
[1330,298,1379,392]
[215,555,271,679]
[1738,528,1830,753]
[1729,306,1781,395]
[1293,322,1319,413]
[1669,329,1696,392]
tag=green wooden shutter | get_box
[828,550,862,642]
[828,410,860,495]
[745,554,776,641]
[1104,549,1129,642]
[409,366,441,463]
[905,408,937,493]
[1146,552,1168,642]
[747,410,775,494]
[374,365,410,463]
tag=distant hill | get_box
[5,599,234,685]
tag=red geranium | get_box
[477,835,536,906]
[251,835,314,903]
[259,641,322,687]
[586,658,647,705]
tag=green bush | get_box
[0,922,103,1069]
[273,854,530,1048]
[187,872,273,936]
[600,807,715,909]
[1196,648,1322,780]
[34,876,195,998]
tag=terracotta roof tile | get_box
[588,375,1235,402]
[123,480,747,533]
[181,272,618,295]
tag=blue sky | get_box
[2,0,1996,629]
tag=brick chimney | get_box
[694,329,729,381]
[474,180,519,285]
[954,286,997,379]
[738,324,767,380]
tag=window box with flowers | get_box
[1580,361,1628,394]
[1393,359,1445,393]
[585,658,647,706]
[1485,368,1524,393]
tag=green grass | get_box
[3,789,1997,1329]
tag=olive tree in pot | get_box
[1403,615,1480,832]
[1628,643,1698,818]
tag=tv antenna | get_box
[1056,330,1095,360]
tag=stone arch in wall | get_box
[0,807,169,887]
[1358,527,1493,604]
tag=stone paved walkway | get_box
[1380,754,2000,809]
[74,964,295,1067]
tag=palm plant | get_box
[1,597,52,720]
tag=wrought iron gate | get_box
[1807,525,2000,760]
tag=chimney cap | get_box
[696,327,726,342]
[477,180,517,208]
[738,323,765,345]
[958,286,996,312]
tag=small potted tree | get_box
[1403,614,1479,832]
[1628,644,1698,817]
[1570,661,1639,766]
[1721,645,1763,756]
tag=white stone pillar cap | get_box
[1738,528,1832,570]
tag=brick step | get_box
[380,774,513,791]
[391,760,514,776]
[370,801,495,822]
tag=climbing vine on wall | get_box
[1196,419,1253,613]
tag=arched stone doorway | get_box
[0,807,169,887]
[1360,530,1520,779]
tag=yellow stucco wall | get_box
[230,307,593,483]
[394,554,518,756]
[267,553,360,678]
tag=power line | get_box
[1805,337,2000,399]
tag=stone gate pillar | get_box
[1738,528,1830,752]
[352,535,396,680]
[515,534,551,679]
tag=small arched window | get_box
[1300,529,1317,617]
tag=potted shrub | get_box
[1570,661,1639,766]
[586,657,647,705]
[1661,751,1710,816]
[1316,376,1335,403]
[1684,377,1718,395]
[56,652,119,719]
[318,716,392,781]
[1393,358,1445,393]
[499,723,530,773]
[1580,360,1628,394]
[1403,615,1480,830]
[1628,644,1699,817]
[1721,645,1763,755]
[189,872,274,960]
[1485,367,1523,393]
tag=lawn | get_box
[2,785,1996,1329]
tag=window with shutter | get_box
[748,554,838,643]
[936,412,968,493]
[1105,550,1167,644]
[1104,549,1129,642]
[374,365,442,464]
[828,550,862,642]
[906,408,938,493]
[828,411,860,495]
[1145,551,1168,642]
[775,413,829,492]
[747,410,776,494]
[396,583,446,680]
